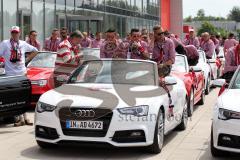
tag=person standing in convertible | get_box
[54,30,83,88]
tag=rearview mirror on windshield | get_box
[165,76,177,86]
[56,75,69,83]
[207,59,216,64]
[0,68,5,76]
[212,79,226,87]
[190,66,202,72]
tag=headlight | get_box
[31,79,47,86]
[37,102,57,113]
[218,108,240,120]
[117,105,149,117]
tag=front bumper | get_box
[212,114,240,153]
[35,109,157,147]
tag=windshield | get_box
[82,48,100,60]
[172,55,187,72]
[231,70,240,89]
[69,60,156,85]
[198,51,206,63]
[28,52,56,68]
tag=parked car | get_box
[35,59,188,154]
[27,49,100,105]
[197,50,217,95]
[172,54,205,117]
[211,66,240,156]
[27,52,56,104]
[0,68,31,120]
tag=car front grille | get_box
[59,107,113,137]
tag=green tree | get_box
[228,6,240,22]
[197,21,217,36]
[184,16,193,22]
[196,9,205,20]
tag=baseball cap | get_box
[189,28,195,32]
[10,26,20,33]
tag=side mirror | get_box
[212,79,226,87]
[56,74,68,83]
[207,59,216,64]
[190,66,202,72]
[0,68,5,75]
[165,76,177,85]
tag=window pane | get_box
[56,0,65,13]
[45,1,55,38]
[19,0,31,10]
[3,0,17,39]
[32,0,44,44]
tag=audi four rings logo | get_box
[74,109,95,117]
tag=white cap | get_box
[189,28,195,32]
[10,26,20,33]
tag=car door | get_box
[167,82,180,130]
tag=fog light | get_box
[222,136,231,141]
[131,131,142,136]
[38,127,45,133]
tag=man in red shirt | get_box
[44,28,61,52]
[26,30,41,51]
[54,30,83,87]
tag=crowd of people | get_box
[0,24,240,126]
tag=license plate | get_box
[66,120,103,130]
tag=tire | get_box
[146,109,164,154]
[210,128,227,157]
[3,117,15,124]
[205,76,211,95]
[177,100,188,131]
[198,89,205,105]
[36,140,57,149]
[187,89,194,117]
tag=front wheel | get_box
[177,101,188,130]
[198,89,205,105]
[205,76,211,95]
[146,110,164,154]
[187,89,194,117]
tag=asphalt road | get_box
[1,89,240,160]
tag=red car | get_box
[27,52,56,105]
[172,54,205,117]
[0,57,4,67]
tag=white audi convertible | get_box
[35,59,188,154]
[211,67,240,156]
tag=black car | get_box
[0,68,31,120]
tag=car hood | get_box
[27,67,54,80]
[39,83,167,110]
[220,89,240,112]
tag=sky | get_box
[183,0,240,18]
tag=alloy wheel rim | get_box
[190,91,194,114]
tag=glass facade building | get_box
[0,0,160,44]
